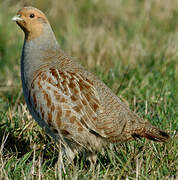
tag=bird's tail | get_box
[132,123,170,142]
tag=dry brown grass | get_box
[0,0,177,179]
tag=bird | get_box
[12,7,169,163]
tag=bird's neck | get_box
[21,23,60,90]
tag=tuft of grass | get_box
[0,0,177,179]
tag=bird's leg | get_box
[87,152,97,169]
[64,146,76,164]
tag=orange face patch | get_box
[16,7,49,41]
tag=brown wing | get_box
[30,67,109,147]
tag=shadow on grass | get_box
[0,124,31,158]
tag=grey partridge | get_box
[12,7,169,162]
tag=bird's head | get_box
[12,7,49,40]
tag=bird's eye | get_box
[29,13,35,18]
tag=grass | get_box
[0,0,177,179]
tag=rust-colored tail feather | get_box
[133,125,170,142]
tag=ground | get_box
[0,0,177,179]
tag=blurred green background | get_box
[0,0,177,179]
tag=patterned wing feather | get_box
[30,68,108,148]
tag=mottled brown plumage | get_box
[12,7,169,162]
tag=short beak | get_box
[12,14,23,22]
